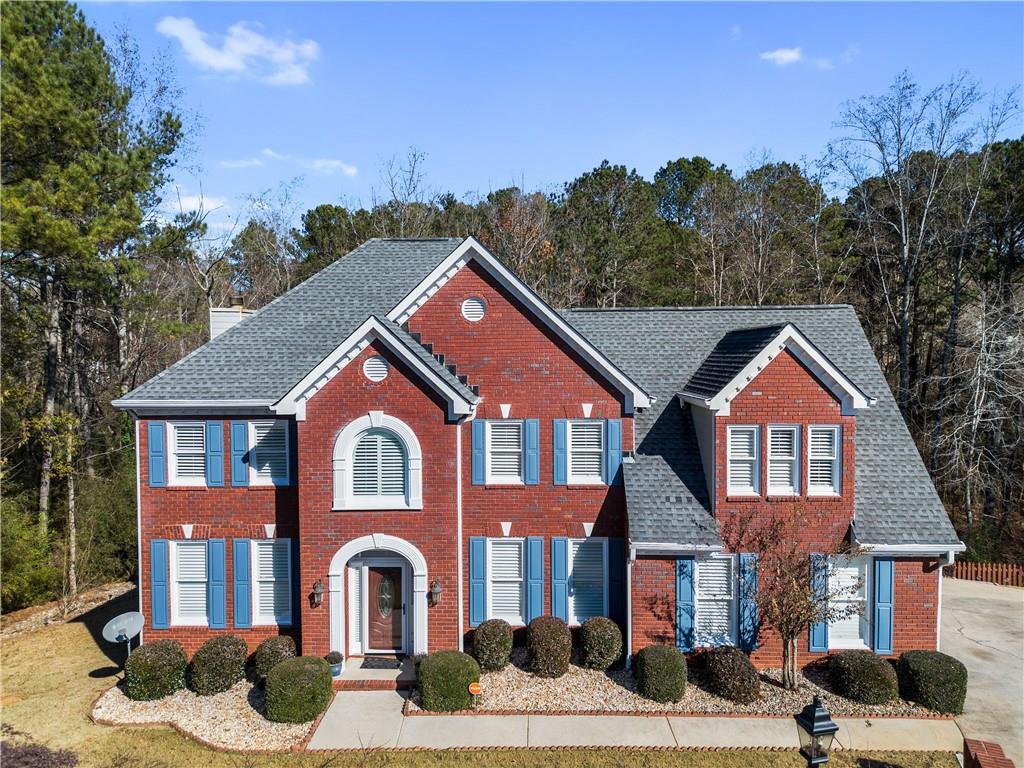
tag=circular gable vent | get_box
[461,296,486,322]
[363,355,390,382]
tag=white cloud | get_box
[840,45,860,64]
[261,147,288,160]
[172,191,228,214]
[220,157,263,169]
[760,47,802,66]
[729,25,742,39]
[812,57,834,70]
[312,158,358,177]
[156,17,319,86]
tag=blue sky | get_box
[81,2,1023,235]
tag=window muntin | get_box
[169,422,206,486]
[487,538,525,625]
[767,426,799,495]
[352,429,407,498]
[252,539,292,625]
[808,426,841,495]
[568,420,605,485]
[727,426,760,495]
[568,537,608,624]
[249,421,290,486]
[486,421,523,484]
[171,540,208,626]
[696,554,737,646]
[828,555,868,649]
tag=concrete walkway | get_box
[307,691,964,751]
[941,577,1024,765]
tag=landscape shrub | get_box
[828,650,898,705]
[417,650,480,712]
[635,645,687,703]
[123,639,186,701]
[703,647,761,703]
[897,650,968,714]
[187,635,247,695]
[527,616,571,678]
[579,617,623,670]
[265,657,333,723]
[472,619,513,671]
[252,636,296,681]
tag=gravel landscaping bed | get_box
[408,648,940,717]
[92,679,316,751]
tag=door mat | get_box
[361,657,403,670]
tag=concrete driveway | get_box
[941,577,1024,765]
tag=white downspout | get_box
[456,418,465,651]
[625,543,636,666]
[936,562,943,652]
[134,416,144,643]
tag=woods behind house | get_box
[2,2,1021,612]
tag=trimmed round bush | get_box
[897,650,968,714]
[580,617,623,670]
[704,647,761,703]
[829,650,898,705]
[527,616,571,678]
[265,656,333,723]
[472,619,513,671]
[187,635,248,695]
[124,639,186,701]
[418,650,480,712]
[252,636,296,681]
[635,645,687,703]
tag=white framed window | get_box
[828,555,869,650]
[808,426,841,495]
[568,420,605,485]
[727,425,760,495]
[169,422,206,486]
[170,540,208,626]
[351,428,407,501]
[695,554,737,646]
[249,421,290,486]
[251,539,292,625]
[486,421,523,484]
[486,538,525,625]
[568,537,608,624]
[767,426,799,495]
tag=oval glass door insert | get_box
[376,575,394,617]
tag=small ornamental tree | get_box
[727,506,864,690]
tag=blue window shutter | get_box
[150,539,169,629]
[739,553,759,651]
[230,421,248,487]
[676,557,695,652]
[604,419,622,485]
[207,539,227,628]
[553,420,568,485]
[550,537,569,621]
[290,538,300,627]
[469,537,486,627]
[288,421,298,487]
[873,558,894,655]
[608,538,626,628]
[233,539,251,628]
[524,419,540,486]
[205,421,224,487]
[808,554,829,652]
[526,536,544,623]
[147,422,167,487]
[471,421,486,485]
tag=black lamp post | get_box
[794,695,839,766]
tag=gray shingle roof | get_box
[682,324,786,400]
[564,305,961,548]
[120,239,464,402]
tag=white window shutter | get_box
[696,555,736,645]
[254,539,291,624]
[809,427,840,492]
[569,421,604,482]
[173,423,206,481]
[488,539,524,623]
[768,427,797,493]
[251,421,288,483]
[352,429,407,497]
[488,422,523,481]
[727,427,758,493]
[174,541,208,623]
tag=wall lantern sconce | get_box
[428,579,442,606]
[311,579,324,608]
[794,695,839,766]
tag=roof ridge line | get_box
[563,304,853,312]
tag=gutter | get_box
[631,542,724,556]
[855,542,966,566]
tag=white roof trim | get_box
[684,323,875,416]
[272,316,478,421]
[629,541,724,556]
[386,237,652,412]
[854,542,966,555]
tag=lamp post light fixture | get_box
[429,579,442,606]
[311,579,324,608]
[794,695,839,766]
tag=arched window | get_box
[333,412,423,510]
[352,429,407,497]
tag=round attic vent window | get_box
[461,296,486,322]
[363,355,389,382]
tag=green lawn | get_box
[1,590,958,768]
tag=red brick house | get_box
[113,237,964,665]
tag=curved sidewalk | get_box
[307,691,963,751]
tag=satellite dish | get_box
[102,611,145,662]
